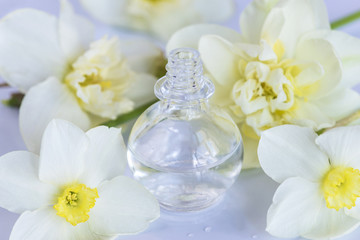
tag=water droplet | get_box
[187,233,194,238]
[252,235,258,239]
[204,226,212,232]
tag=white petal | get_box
[260,8,285,47]
[210,79,234,107]
[301,30,360,60]
[193,0,234,22]
[0,9,67,92]
[293,61,324,87]
[10,207,102,240]
[301,30,360,89]
[314,89,360,121]
[240,0,280,44]
[81,0,234,41]
[78,126,127,188]
[315,126,360,169]
[304,206,360,239]
[149,6,214,41]
[267,177,322,238]
[271,0,330,58]
[267,177,359,239]
[0,151,56,214]
[19,77,91,153]
[240,0,330,54]
[59,0,94,63]
[79,0,130,26]
[346,199,360,220]
[39,119,89,186]
[198,35,239,101]
[89,176,160,235]
[246,108,274,135]
[125,74,157,108]
[258,125,329,183]
[295,38,342,99]
[166,24,242,53]
[290,101,335,131]
[233,42,262,58]
[122,38,164,75]
[326,32,360,90]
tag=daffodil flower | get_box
[0,119,159,239]
[79,0,235,40]
[258,125,360,239]
[0,0,164,153]
[166,0,360,168]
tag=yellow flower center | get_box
[143,0,170,3]
[322,167,360,210]
[128,0,179,15]
[54,183,99,226]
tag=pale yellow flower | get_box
[258,125,360,239]
[0,0,164,153]
[65,37,135,119]
[80,0,234,40]
[167,0,360,168]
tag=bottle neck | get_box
[155,48,214,103]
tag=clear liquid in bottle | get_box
[127,48,243,211]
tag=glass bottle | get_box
[127,48,243,212]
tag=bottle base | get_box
[159,194,224,212]
[127,145,242,213]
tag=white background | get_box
[0,0,360,239]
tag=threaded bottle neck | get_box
[166,48,203,90]
[155,48,214,102]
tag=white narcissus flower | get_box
[0,0,165,154]
[166,0,360,168]
[0,119,159,240]
[258,125,360,239]
[79,0,234,41]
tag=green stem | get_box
[331,10,360,29]
[335,109,360,127]
[321,109,360,134]
[101,100,158,127]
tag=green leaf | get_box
[2,92,24,108]
[101,100,158,127]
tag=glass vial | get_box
[127,48,243,212]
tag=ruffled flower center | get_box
[322,166,360,210]
[54,183,99,226]
[65,37,135,119]
[230,40,320,135]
